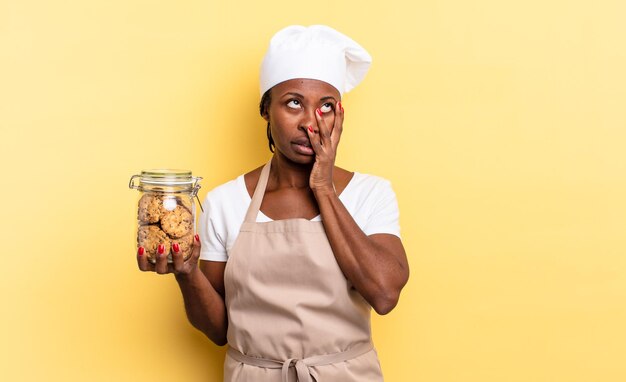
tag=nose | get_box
[300,108,318,132]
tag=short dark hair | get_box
[259,90,274,153]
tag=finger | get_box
[331,102,344,150]
[171,242,184,271]
[189,234,202,262]
[154,244,170,274]
[137,246,154,272]
[314,108,332,147]
[306,124,323,154]
[181,234,202,270]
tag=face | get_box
[263,78,341,164]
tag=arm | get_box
[314,190,408,315]
[137,236,228,345]
[306,103,409,315]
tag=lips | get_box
[291,136,314,155]
[292,136,311,147]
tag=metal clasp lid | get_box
[128,170,204,212]
[192,176,204,212]
[128,174,141,190]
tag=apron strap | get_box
[244,159,272,223]
[227,342,373,382]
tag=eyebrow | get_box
[282,92,304,99]
[281,92,337,102]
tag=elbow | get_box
[191,321,228,346]
[370,272,409,315]
[204,328,228,347]
[212,335,228,347]
[370,289,401,315]
[205,327,228,347]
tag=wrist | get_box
[175,265,201,284]
[312,183,337,199]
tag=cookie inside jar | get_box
[137,193,195,263]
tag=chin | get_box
[289,155,316,166]
[275,149,315,166]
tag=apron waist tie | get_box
[227,342,373,382]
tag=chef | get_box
[137,25,410,382]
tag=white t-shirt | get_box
[199,172,400,262]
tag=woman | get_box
[137,25,409,381]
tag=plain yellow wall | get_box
[2,0,625,381]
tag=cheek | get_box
[271,111,299,129]
[268,115,292,142]
[323,113,336,129]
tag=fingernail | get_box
[338,102,343,112]
[173,243,180,253]
[194,234,200,242]
[308,125,313,132]
[158,244,165,255]
[316,108,322,117]
[138,247,144,256]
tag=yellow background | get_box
[1,0,625,381]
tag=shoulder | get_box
[242,164,265,199]
[343,171,395,199]
[340,170,401,237]
[335,166,392,190]
[203,176,249,214]
[351,172,392,188]
[339,170,397,213]
[203,163,266,208]
[204,177,243,204]
[341,171,398,214]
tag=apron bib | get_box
[223,160,383,382]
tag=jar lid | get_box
[138,169,193,186]
[129,169,202,193]
[129,170,204,211]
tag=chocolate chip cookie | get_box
[137,194,163,224]
[137,225,171,262]
[160,205,193,239]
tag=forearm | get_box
[175,268,228,345]
[315,189,409,314]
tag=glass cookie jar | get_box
[129,169,202,263]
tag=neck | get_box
[270,154,313,189]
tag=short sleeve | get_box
[198,194,229,262]
[362,179,401,238]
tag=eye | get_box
[320,102,334,113]
[287,99,302,109]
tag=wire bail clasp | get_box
[128,174,141,190]
[192,176,204,212]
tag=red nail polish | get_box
[308,125,313,132]
[316,108,322,117]
[138,247,144,256]
[338,102,343,112]
[158,244,165,255]
[195,234,200,242]
[173,243,180,253]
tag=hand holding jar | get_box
[137,231,202,275]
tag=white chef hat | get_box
[259,25,372,96]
